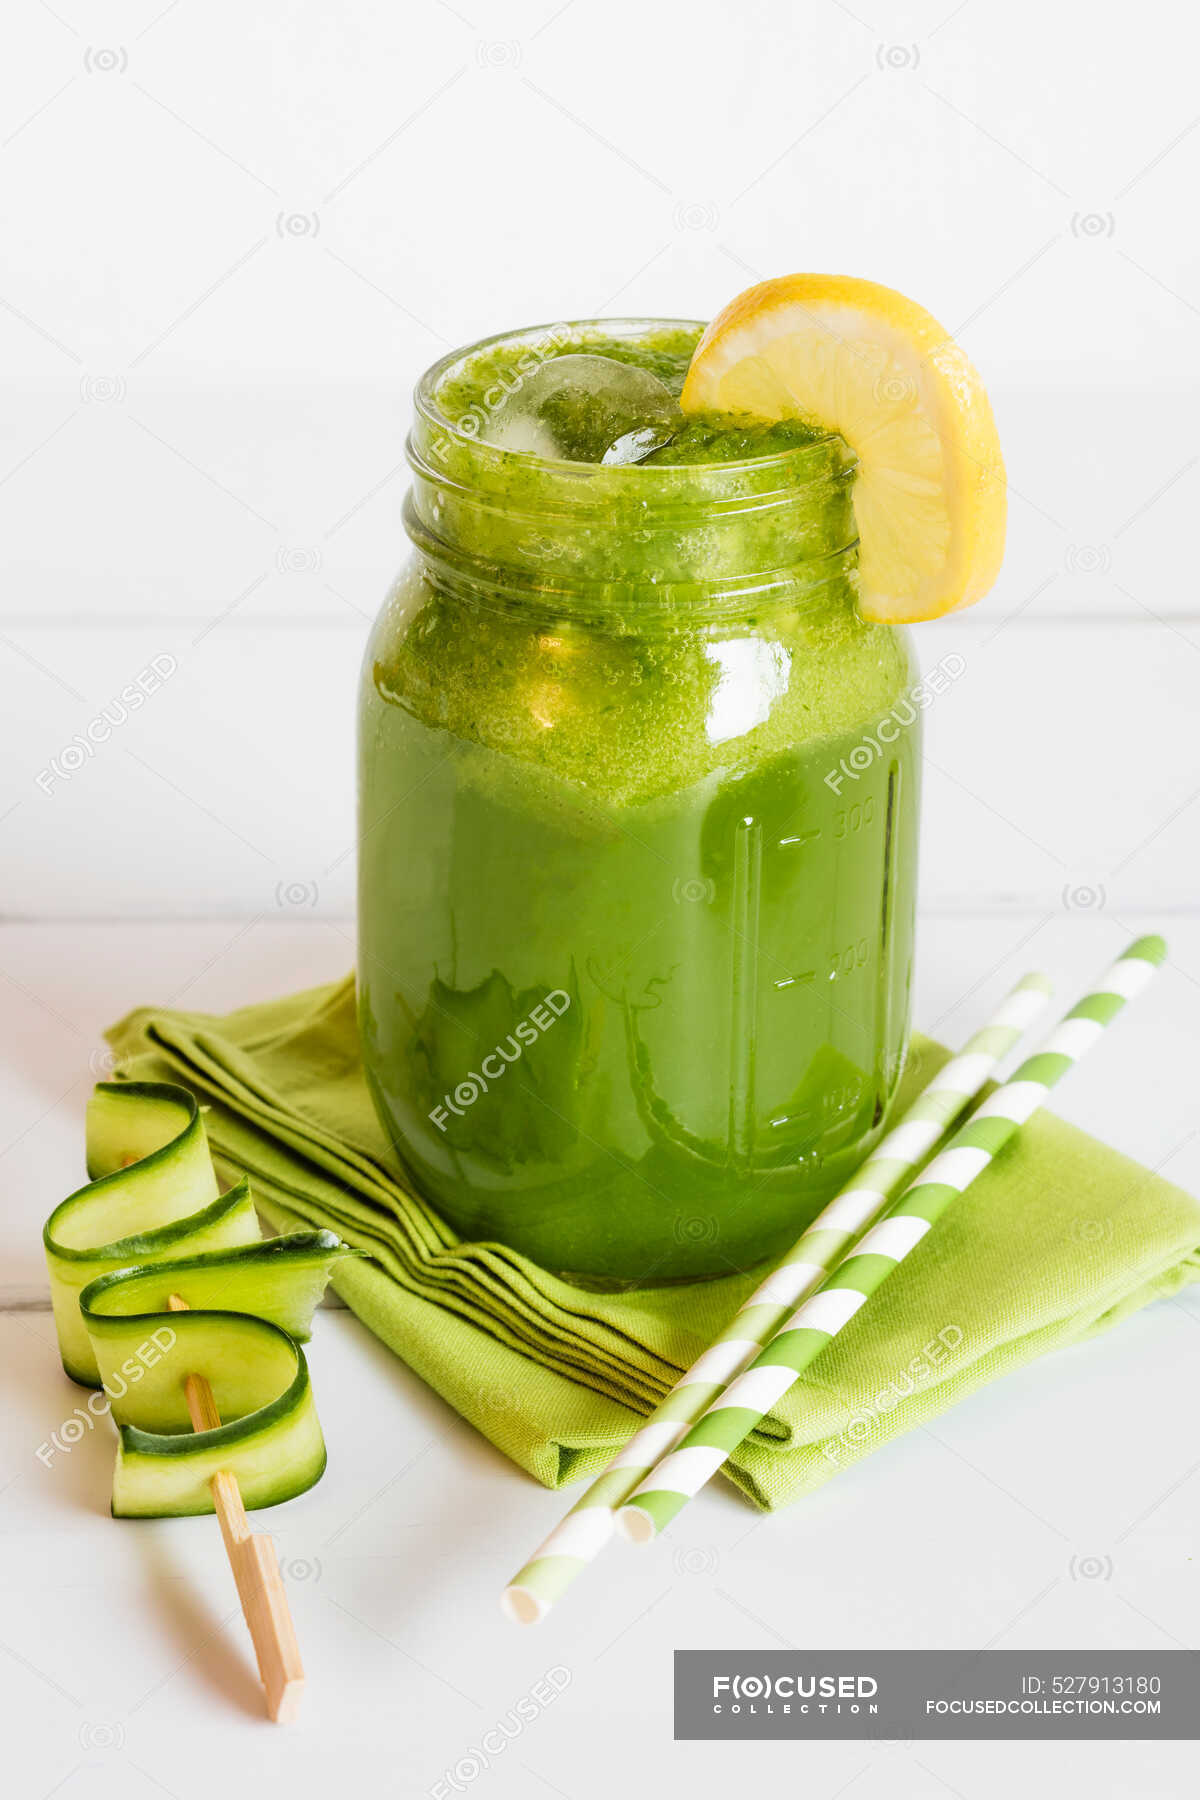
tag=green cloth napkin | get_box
[107,976,1200,1510]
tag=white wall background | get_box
[2,0,1197,924]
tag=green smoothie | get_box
[358,319,921,1285]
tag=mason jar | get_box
[358,319,921,1287]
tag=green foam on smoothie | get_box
[386,322,911,810]
[434,324,701,420]
[375,568,912,811]
[643,414,826,465]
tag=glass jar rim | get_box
[412,315,846,483]
[405,316,860,621]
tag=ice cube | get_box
[484,353,683,464]
[601,421,680,467]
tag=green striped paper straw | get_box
[501,971,1053,1623]
[617,935,1167,1545]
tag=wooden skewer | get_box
[167,1293,305,1723]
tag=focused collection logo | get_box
[428,989,572,1131]
[824,653,966,795]
[712,1671,879,1713]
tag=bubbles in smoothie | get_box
[484,353,683,464]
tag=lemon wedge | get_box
[681,273,1006,623]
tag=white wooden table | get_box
[3,915,1198,1800]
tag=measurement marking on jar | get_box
[769,1081,862,1133]
[834,797,877,838]
[773,970,815,990]
[778,829,821,848]
[828,939,871,980]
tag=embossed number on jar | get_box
[829,938,872,980]
[834,797,876,838]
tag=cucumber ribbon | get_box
[43,1081,355,1518]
